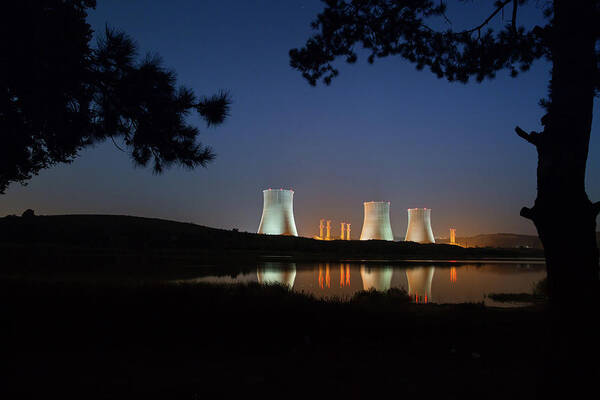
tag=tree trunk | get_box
[523,1,600,396]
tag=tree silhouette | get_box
[0,0,230,194]
[291,0,598,396]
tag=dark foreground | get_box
[3,280,547,399]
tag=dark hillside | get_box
[0,215,544,270]
[437,232,600,249]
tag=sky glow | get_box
[2,0,600,238]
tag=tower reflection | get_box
[256,262,297,288]
[360,265,393,291]
[406,267,435,303]
[318,264,331,289]
[340,264,351,287]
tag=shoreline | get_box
[3,278,547,398]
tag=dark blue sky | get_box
[2,0,599,238]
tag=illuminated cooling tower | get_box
[257,189,298,236]
[359,201,393,241]
[405,208,435,243]
[406,267,435,303]
[360,266,393,291]
[257,263,297,288]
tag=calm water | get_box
[176,261,546,307]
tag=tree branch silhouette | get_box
[290,2,600,395]
[514,126,540,146]
[0,1,231,194]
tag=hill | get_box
[436,233,544,248]
[436,232,600,249]
[0,214,544,269]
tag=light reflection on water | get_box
[192,261,547,307]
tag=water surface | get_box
[181,261,546,307]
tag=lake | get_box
[174,260,546,307]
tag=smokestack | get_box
[257,189,298,236]
[319,219,324,239]
[405,208,435,243]
[346,223,351,240]
[340,222,346,240]
[360,201,393,241]
[326,220,331,240]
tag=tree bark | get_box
[522,1,600,396]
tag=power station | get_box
[257,189,298,236]
[405,208,435,243]
[314,219,351,240]
[255,189,440,246]
[340,222,351,240]
[250,188,453,303]
[359,201,394,241]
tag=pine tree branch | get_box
[512,0,518,31]
[593,202,600,216]
[110,134,125,152]
[520,206,535,220]
[460,0,513,35]
[515,126,540,146]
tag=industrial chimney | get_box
[257,189,298,236]
[405,208,435,243]
[360,201,394,241]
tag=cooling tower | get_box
[360,265,393,291]
[257,189,298,236]
[359,201,394,241]
[257,263,297,288]
[405,208,435,243]
[406,266,435,303]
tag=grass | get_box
[3,278,547,399]
[487,278,548,304]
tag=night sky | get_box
[2,0,599,238]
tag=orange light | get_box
[318,265,324,289]
[346,264,351,286]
